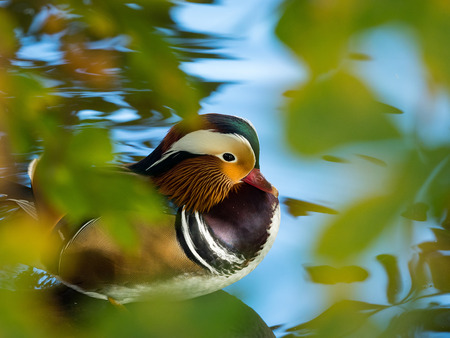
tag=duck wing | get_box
[42,214,204,301]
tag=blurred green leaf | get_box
[127,30,201,119]
[275,0,412,76]
[305,265,368,284]
[376,254,403,304]
[316,195,401,260]
[286,300,385,337]
[432,228,450,251]
[276,0,352,75]
[417,1,450,88]
[0,208,46,266]
[0,9,18,58]
[0,289,64,338]
[1,73,56,154]
[276,0,450,89]
[38,286,274,337]
[322,155,349,163]
[285,72,400,155]
[127,291,275,338]
[443,212,450,231]
[427,253,450,293]
[68,128,114,165]
[393,150,435,200]
[423,149,450,220]
[0,279,275,337]
[382,308,450,336]
[35,126,165,248]
[348,52,372,61]
[356,154,388,167]
[0,0,449,336]
[284,197,338,217]
[401,202,429,222]
[375,102,404,115]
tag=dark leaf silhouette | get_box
[305,265,369,284]
[1,266,275,337]
[322,155,349,163]
[356,154,388,167]
[348,52,372,61]
[425,151,450,221]
[401,202,429,221]
[283,198,338,217]
[382,308,450,337]
[426,253,450,292]
[444,211,450,231]
[376,254,403,304]
[286,300,386,337]
[432,228,450,250]
[375,102,404,114]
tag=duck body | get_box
[38,114,280,303]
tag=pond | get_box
[0,0,449,337]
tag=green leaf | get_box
[432,228,450,251]
[401,202,429,222]
[283,197,338,217]
[427,253,450,292]
[2,73,55,154]
[316,195,401,260]
[69,128,114,166]
[285,72,400,155]
[305,265,368,284]
[275,0,419,76]
[275,0,353,75]
[356,154,388,167]
[275,0,446,84]
[423,149,450,221]
[322,155,350,163]
[376,254,403,304]
[37,149,165,249]
[286,300,386,337]
[381,308,450,337]
[417,2,450,88]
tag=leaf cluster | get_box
[276,0,450,336]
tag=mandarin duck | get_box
[15,114,281,303]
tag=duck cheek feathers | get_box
[221,162,254,184]
[153,156,234,213]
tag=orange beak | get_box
[242,168,279,198]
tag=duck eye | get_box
[222,153,236,162]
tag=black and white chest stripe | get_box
[176,208,247,276]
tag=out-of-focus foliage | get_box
[283,300,387,337]
[284,72,401,155]
[0,268,275,337]
[278,240,450,337]
[0,0,449,336]
[277,0,449,336]
[0,0,219,246]
[304,265,368,284]
[276,0,450,88]
[283,197,338,217]
[0,0,242,336]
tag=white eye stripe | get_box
[171,130,250,154]
[148,130,253,170]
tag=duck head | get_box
[129,114,278,213]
